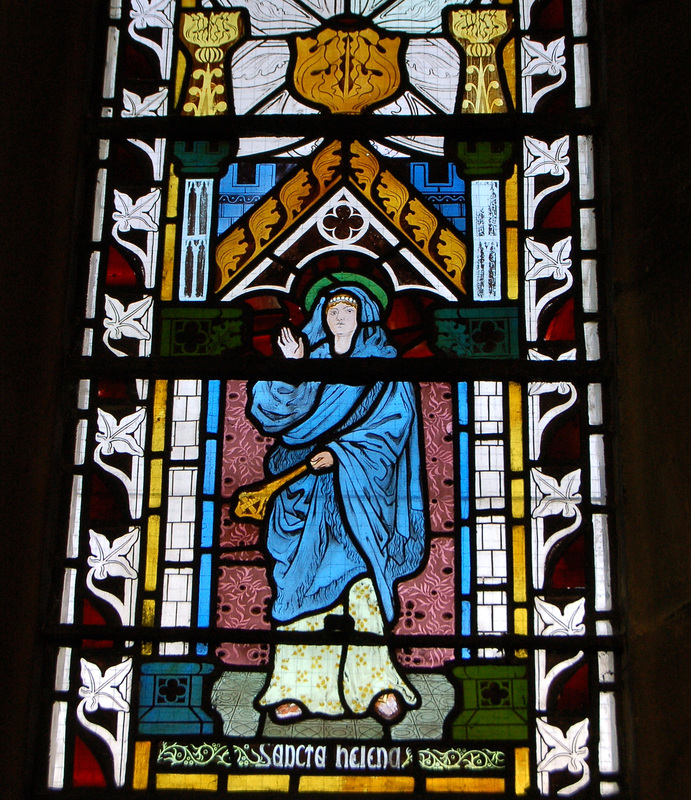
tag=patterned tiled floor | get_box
[211,671,265,738]
[212,671,454,740]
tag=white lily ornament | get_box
[128,0,175,79]
[94,408,147,518]
[77,658,133,787]
[523,135,570,229]
[521,36,567,112]
[536,717,590,796]
[103,295,153,357]
[111,189,161,287]
[531,468,582,588]
[86,528,140,625]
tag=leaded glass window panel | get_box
[43,0,621,796]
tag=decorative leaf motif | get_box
[525,236,572,281]
[112,190,161,233]
[532,468,582,518]
[529,348,577,362]
[95,408,146,457]
[78,658,132,714]
[529,378,574,397]
[524,135,570,177]
[535,596,586,636]
[522,37,566,77]
[130,0,174,29]
[122,88,168,117]
[537,717,590,796]
[87,528,139,581]
[103,295,153,357]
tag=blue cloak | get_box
[248,287,426,623]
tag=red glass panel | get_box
[545,413,581,460]
[556,664,589,712]
[105,247,138,287]
[536,0,565,30]
[550,535,586,589]
[97,379,129,399]
[545,297,575,340]
[89,474,126,522]
[72,735,107,788]
[542,192,571,228]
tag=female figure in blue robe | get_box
[248,286,427,723]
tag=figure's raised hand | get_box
[277,327,304,359]
[310,450,334,471]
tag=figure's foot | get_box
[272,702,303,723]
[372,692,403,722]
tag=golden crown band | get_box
[326,294,358,309]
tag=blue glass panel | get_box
[207,379,221,434]
[461,526,471,595]
[197,554,212,629]
[409,161,466,233]
[457,381,468,426]
[461,600,471,659]
[459,432,470,519]
[139,663,214,735]
[217,162,294,235]
[203,439,217,495]
[201,500,214,548]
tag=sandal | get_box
[272,702,303,722]
[372,692,403,722]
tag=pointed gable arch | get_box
[215,140,467,301]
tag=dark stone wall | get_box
[1,2,689,798]
[1,4,94,799]
[603,3,691,796]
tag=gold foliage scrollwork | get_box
[279,170,312,223]
[450,10,512,114]
[312,141,342,191]
[180,11,243,116]
[216,228,249,289]
[377,172,409,224]
[348,141,467,294]
[215,142,343,293]
[350,140,379,195]
[405,199,438,260]
[437,229,467,288]
[248,199,281,250]
[293,26,401,114]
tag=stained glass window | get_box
[43,0,621,796]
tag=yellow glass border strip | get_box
[227,775,291,792]
[511,477,525,518]
[149,459,163,509]
[515,747,530,795]
[508,382,524,472]
[144,516,160,592]
[161,223,176,301]
[156,773,218,790]
[426,776,505,793]
[166,164,179,218]
[299,775,415,793]
[514,607,528,635]
[151,380,168,452]
[132,741,151,790]
[512,525,527,603]
[506,226,519,300]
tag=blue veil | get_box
[301,285,397,359]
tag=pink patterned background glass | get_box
[420,382,455,533]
